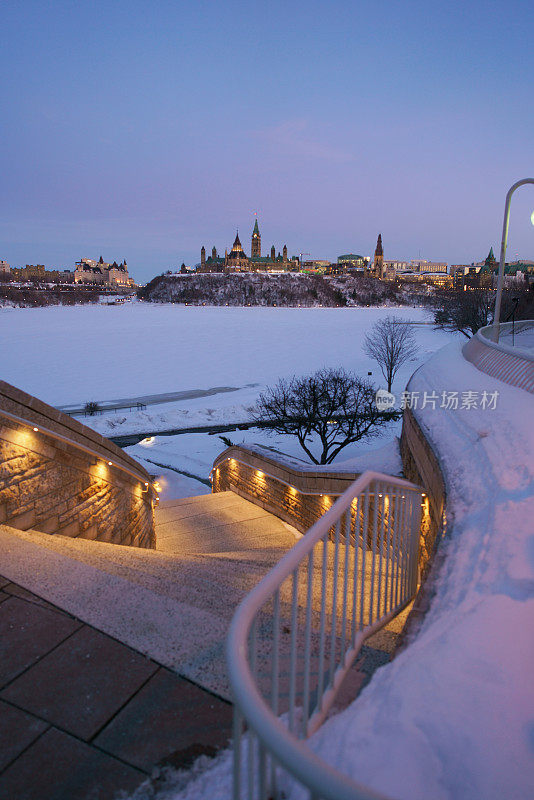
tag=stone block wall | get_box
[399,407,445,577]
[0,381,155,548]
[213,445,360,535]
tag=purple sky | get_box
[1,0,533,281]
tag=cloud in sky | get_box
[251,120,354,164]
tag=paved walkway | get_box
[0,578,232,800]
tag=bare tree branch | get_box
[363,316,419,392]
[253,367,398,465]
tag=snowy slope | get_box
[294,342,534,800]
[124,430,404,501]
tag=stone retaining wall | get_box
[399,407,445,578]
[212,446,359,535]
[0,381,155,548]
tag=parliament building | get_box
[198,220,298,273]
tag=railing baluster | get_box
[401,495,411,603]
[302,550,314,738]
[329,519,341,687]
[397,489,408,607]
[316,533,328,713]
[359,487,370,631]
[389,487,399,612]
[247,733,255,800]
[376,485,386,620]
[233,708,243,800]
[383,485,391,615]
[408,494,417,598]
[369,482,380,626]
[258,743,267,800]
[248,619,258,800]
[351,498,359,647]
[288,568,299,735]
[271,590,280,717]
[340,510,350,666]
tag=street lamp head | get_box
[530,209,534,226]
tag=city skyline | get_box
[1,0,533,280]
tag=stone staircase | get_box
[0,488,413,799]
[0,491,299,699]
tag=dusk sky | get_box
[1,0,533,281]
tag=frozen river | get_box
[2,302,458,496]
[2,302,452,406]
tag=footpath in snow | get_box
[127,340,534,800]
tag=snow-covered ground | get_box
[126,431,404,501]
[126,341,534,800]
[2,303,456,492]
[2,302,450,410]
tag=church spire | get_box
[373,233,384,279]
[375,233,383,257]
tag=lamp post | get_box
[491,178,534,342]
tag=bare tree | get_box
[253,367,397,465]
[430,288,494,338]
[363,316,419,392]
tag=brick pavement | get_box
[0,576,233,800]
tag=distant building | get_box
[301,260,331,272]
[74,257,134,286]
[10,264,74,283]
[0,260,10,274]
[12,264,45,280]
[406,260,448,274]
[399,271,453,287]
[198,220,299,273]
[337,254,370,271]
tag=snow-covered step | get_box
[0,494,299,699]
[154,491,299,555]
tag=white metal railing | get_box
[479,319,534,358]
[226,470,423,800]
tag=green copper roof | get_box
[253,219,260,235]
[485,247,497,266]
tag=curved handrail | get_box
[227,470,423,800]
[476,320,534,362]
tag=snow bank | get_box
[287,342,534,800]
[137,341,534,800]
